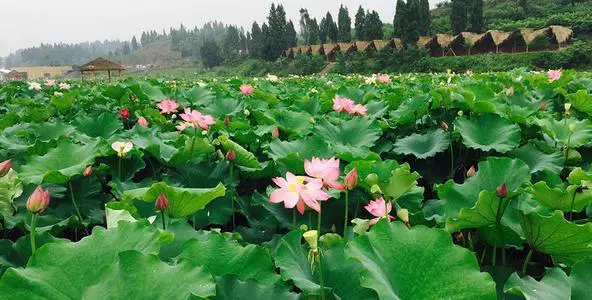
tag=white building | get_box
[0,68,10,81]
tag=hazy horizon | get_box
[1,0,442,57]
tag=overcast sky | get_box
[1,0,442,56]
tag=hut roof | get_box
[434,34,455,48]
[373,39,394,50]
[291,47,301,54]
[486,30,513,46]
[310,44,323,54]
[355,41,373,51]
[520,28,548,45]
[456,32,485,45]
[337,42,355,53]
[393,38,403,50]
[323,44,339,53]
[549,25,573,44]
[78,57,125,71]
[417,36,432,48]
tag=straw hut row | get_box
[285,25,573,60]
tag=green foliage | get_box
[451,0,468,34]
[338,5,352,42]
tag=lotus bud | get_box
[466,165,476,178]
[496,183,508,198]
[243,109,250,116]
[224,115,231,128]
[155,193,169,211]
[0,159,12,177]
[83,165,93,177]
[120,108,130,120]
[344,168,359,191]
[440,121,449,131]
[272,127,280,138]
[225,150,236,161]
[365,173,379,186]
[370,184,383,195]
[396,208,409,224]
[569,122,576,133]
[26,186,50,213]
[303,230,318,250]
[506,86,515,97]
[564,103,572,112]
[137,117,149,128]
[458,110,464,117]
[538,102,547,111]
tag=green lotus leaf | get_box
[213,275,300,300]
[314,117,381,157]
[275,230,377,299]
[393,129,450,159]
[268,136,331,173]
[504,268,570,300]
[19,140,100,185]
[73,112,122,139]
[379,163,421,201]
[346,221,496,300]
[50,91,76,111]
[435,157,531,220]
[508,143,564,174]
[178,231,277,284]
[571,259,592,300]
[538,118,592,147]
[520,210,592,266]
[568,90,592,116]
[270,109,314,137]
[218,135,262,170]
[0,221,170,299]
[446,191,524,243]
[124,181,225,218]
[531,181,592,212]
[0,170,22,220]
[168,135,215,165]
[82,251,215,299]
[123,126,178,162]
[389,94,430,125]
[455,114,521,153]
[203,97,243,118]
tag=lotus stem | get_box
[292,209,296,230]
[317,204,322,233]
[229,162,236,230]
[522,248,534,275]
[161,211,166,230]
[569,187,577,221]
[353,197,360,219]
[480,246,487,265]
[343,190,349,236]
[317,256,326,300]
[450,144,454,178]
[189,127,198,158]
[30,213,38,254]
[193,214,197,230]
[69,181,89,235]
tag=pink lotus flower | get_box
[349,104,368,116]
[59,82,70,90]
[272,127,280,138]
[344,167,358,190]
[240,84,255,95]
[332,96,355,113]
[26,186,50,213]
[269,172,330,214]
[155,193,169,211]
[179,108,216,131]
[157,99,179,114]
[365,197,395,226]
[548,70,561,82]
[83,165,93,177]
[44,80,55,87]
[304,157,344,190]
[378,74,391,84]
[466,165,476,178]
[137,117,149,127]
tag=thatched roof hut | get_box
[520,28,548,45]
[323,44,340,61]
[417,36,432,48]
[291,46,301,56]
[430,34,456,56]
[310,44,323,56]
[549,25,573,45]
[355,41,374,51]
[78,57,125,81]
[393,38,403,50]
[434,34,455,48]
[373,39,395,50]
[337,42,356,54]
[303,45,312,55]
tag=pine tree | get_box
[469,0,484,32]
[393,0,407,38]
[354,6,366,41]
[308,18,320,45]
[286,20,298,47]
[319,17,328,44]
[451,0,468,34]
[122,42,131,55]
[200,38,222,69]
[364,10,383,40]
[131,36,139,50]
[402,0,420,45]
[267,3,289,59]
[418,0,431,35]
[222,26,240,58]
[325,12,338,42]
[249,22,263,59]
[337,5,352,42]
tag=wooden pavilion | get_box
[78,57,125,81]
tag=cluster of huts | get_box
[284,25,573,61]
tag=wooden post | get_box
[93,71,96,80]
[80,71,84,82]
[108,70,111,82]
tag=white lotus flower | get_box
[28,82,41,91]
[59,82,70,90]
[111,141,133,157]
[266,74,279,82]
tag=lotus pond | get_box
[0,71,591,299]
